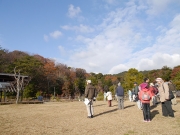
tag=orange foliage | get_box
[104,75,117,82]
[43,59,56,76]
[171,65,180,78]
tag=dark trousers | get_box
[142,103,151,120]
[161,100,174,117]
[108,100,112,107]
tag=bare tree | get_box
[14,67,27,104]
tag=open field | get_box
[0,100,180,135]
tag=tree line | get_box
[0,46,180,99]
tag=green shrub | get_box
[96,91,104,101]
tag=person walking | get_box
[134,82,141,109]
[116,82,124,109]
[156,78,174,118]
[106,90,112,107]
[84,80,96,118]
[139,83,152,122]
[128,90,132,102]
[104,91,107,101]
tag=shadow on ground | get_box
[94,104,106,107]
[124,104,135,109]
[94,108,118,117]
[151,110,159,120]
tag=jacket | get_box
[116,86,124,96]
[158,82,169,102]
[138,88,152,103]
[106,91,112,100]
[85,84,96,99]
[134,85,139,95]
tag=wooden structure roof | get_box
[0,73,30,92]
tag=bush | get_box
[96,91,104,101]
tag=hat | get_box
[140,83,148,89]
[150,83,154,86]
[86,80,91,84]
[134,82,137,84]
[156,78,162,82]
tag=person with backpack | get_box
[156,78,174,118]
[139,83,152,122]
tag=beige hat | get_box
[156,78,162,82]
[150,83,154,86]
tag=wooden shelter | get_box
[0,73,30,102]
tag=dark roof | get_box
[0,73,28,77]
[0,73,29,82]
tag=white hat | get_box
[156,78,162,82]
[150,83,154,86]
[86,80,91,84]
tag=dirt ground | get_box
[0,99,180,135]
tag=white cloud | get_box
[50,30,62,39]
[67,4,81,18]
[57,1,180,74]
[109,64,129,74]
[43,34,49,42]
[146,0,172,15]
[108,13,180,74]
[61,24,94,33]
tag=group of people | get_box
[84,78,176,122]
[129,78,176,122]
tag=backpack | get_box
[153,86,159,95]
[142,91,150,101]
[168,83,176,91]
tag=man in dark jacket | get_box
[116,82,124,109]
[85,80,96,118]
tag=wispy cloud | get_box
[61,24,94,33]
[67,4,81,18]
[145,0,176,15]
[58,45,66,56]
[50,30,62,39]
[104,0,118,5]
[43,34,49,42]
[61,0,180,74]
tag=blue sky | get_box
[1,0,180,74]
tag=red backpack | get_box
[142,91,150,101]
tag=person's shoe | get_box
[143,120,147,122]
[168,116,174,118]
[91,115,93,118]
[147,119,151,122]
[87,116,91,118]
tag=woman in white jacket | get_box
[106,91,113,107]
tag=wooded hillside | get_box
[0,46,180,99]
